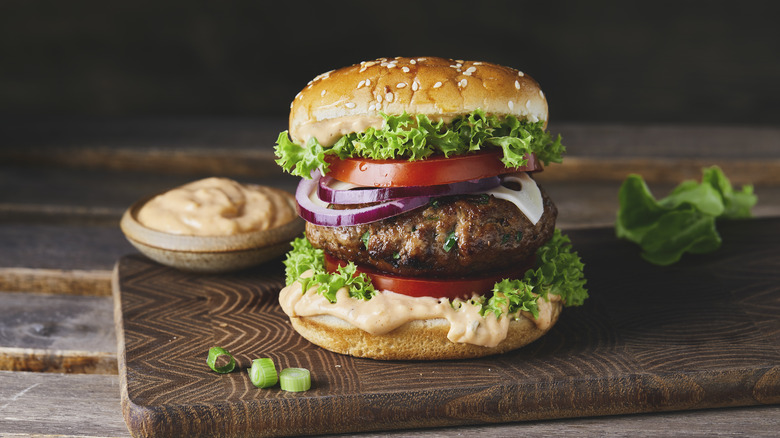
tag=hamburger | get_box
[274,57,587,360]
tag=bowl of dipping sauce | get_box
[120,177,304,273]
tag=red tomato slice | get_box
[324,254,529,300]
[324,150,542,187]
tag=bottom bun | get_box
[288,304,562,360]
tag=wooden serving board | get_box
[113,219,780,438]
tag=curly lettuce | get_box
[282,236,376,302]
[616,166,757,266]
[282,229,587,319]
[479,229,588,319]
[274,109,565,178]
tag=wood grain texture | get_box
[0,292,117,373]
[0,371,130,437]
[1,371,778,438]
[113,218,780,437]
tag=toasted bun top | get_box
[289,57,549,146]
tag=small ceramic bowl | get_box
[120,192,304,274]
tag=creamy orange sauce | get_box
[279,271,559,348]
[137,177,296,236]
[294,115,384,147]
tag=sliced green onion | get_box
[279,367,311,392]
[249,358,278,388]
[443,231,457,252]
[207,346,236,373]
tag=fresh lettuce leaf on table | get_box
[616,166,757,266]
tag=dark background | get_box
[1,0,778,125]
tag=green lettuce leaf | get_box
[282,236,375,301]
[274,110,566,178]
[282,229,587,320]
[616,166,757,266]
[479,229,588,319]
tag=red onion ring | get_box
[295,172,431,227]
[318,175,502,205]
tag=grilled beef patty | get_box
[305,191,557,278]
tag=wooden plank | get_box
[2,121,779,183]
[0,371,130,437]
[0,223,130,295]
[538,156,780,185]
[113,219,780,437]
[1,371,778,438]
[0,165,301,226]
[0,268,112,296]
[0,292,117,373]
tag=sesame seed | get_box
[402,66,410,73]
[539,90,545,98]
[345,102,356,109]
[365,79,371,86]
[397,82,407,88]
[518,71,525,77]
[515,80,521,90]
[508,100,514,110]
[321,90,327,96]
[410,59,417,64]
[386,92,394,102]
[525,100,531,108]
[357,80,366,89]
[464,66,477,76]
[433,81,443,88]
[412,81,419,91]
[313,70,333,82]
[369,103,376,111]
[416,57,426,62]
[458,79,468,87]
[377,94,383,103]
[473,62,483,65]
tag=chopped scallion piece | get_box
[249,358,278,388]
[279,367,311,392]
[443,231,457,252]
[207,346,236,374]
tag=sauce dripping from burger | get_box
[279,271,561,348]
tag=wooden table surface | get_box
[1,118,779,437]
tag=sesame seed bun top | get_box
[288,57,549,147]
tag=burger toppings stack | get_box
[274,57,587,360]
